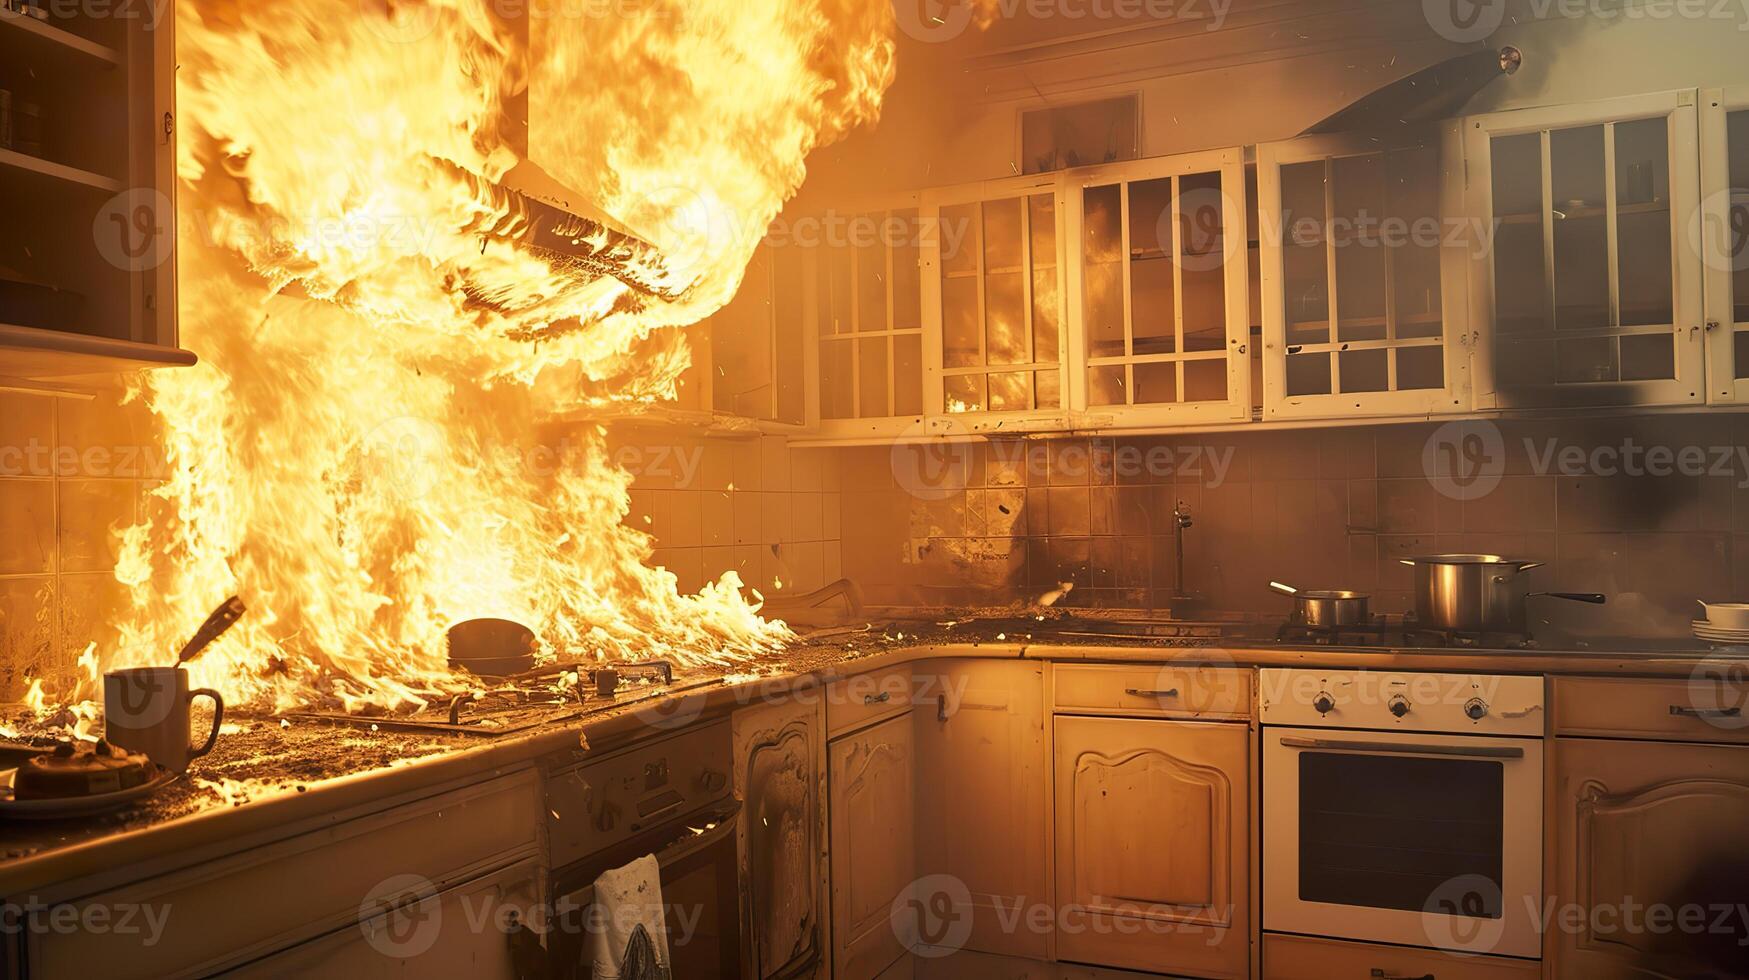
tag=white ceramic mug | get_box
[104,667,224,773]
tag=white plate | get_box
[1693,620,1749,634]
[0,766,179,820]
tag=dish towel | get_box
[588,854,671,980]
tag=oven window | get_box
[1298,752,1504,916]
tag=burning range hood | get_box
[1302,46,1523,135]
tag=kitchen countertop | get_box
[1,623,1740,895]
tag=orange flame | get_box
[83,0,897,714]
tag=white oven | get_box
[1260,669,1546,960]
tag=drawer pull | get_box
[864,692,891,705]
[1124,688,1179,699]
[1670,705,1742,720]
[1370,971,1433,980]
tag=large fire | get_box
[63,0,899,714]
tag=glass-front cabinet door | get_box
[921,175,1070,431]
[1067,148,1252,423]
[815,204,928,437]
[1257,125,1472,419]
[1466,92,1704,407]
[1701,87,1749,403]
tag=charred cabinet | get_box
[1467,91,1705,408]
[827,704,915,980]
[1257,124,1472,419]
[1551,677,1749,979]
[1700,86,1749,403]
[734,693,831,980]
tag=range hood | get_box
[1302,46,1522,135]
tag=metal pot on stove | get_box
[1399,554,1605,633]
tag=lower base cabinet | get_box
[830,711,916,980]
[1052,715,1250,979]
[1552,735,1749,979]
[1261,934,1540,980]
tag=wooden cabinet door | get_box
[1553,736,1749,979]
[735,695,829,980]
[830,712,916,980]
[1053,715,1250,978]
[913,660,1048,959]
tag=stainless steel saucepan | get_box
[1399,554,1605,633]
[1270,581,1371,627]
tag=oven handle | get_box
[653,805,741,870]
[1278,735,1525,760]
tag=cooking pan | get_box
[1270,581,1371,627]
[1399,555,1605,633]
[446,618,537,676]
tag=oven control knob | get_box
[1465,697,1490,721]
[1312,692,1336,714]
[1388,694,1411,718]
[696,768,727,793]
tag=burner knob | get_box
[696,768,727,793]
[1388,694,1411,718]
[1312,692,1336,714]
[1465,698,1490,721]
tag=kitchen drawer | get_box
[1263,934,1540,980]
[827,666,913,738]
[28,771,543,980]
[1052,663,1251,719]
[1554,676,1749,743]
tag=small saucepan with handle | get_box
[1270,581,1371,627]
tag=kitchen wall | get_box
[0,388,155,701]
[826,413,1749,640]
[612,431,843,599]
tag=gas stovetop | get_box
[1275,619,1539,650]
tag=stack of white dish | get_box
[1694,601,1749,646]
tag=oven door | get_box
[1263,727,1544,959]
[552,802,744,979]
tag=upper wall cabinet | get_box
[1466,91,1704,408]
[1258,125,1472,420]
[0,2,190,377]
[815,204,927,437]
[922,175,1070,431]
[702,244,808,426]
[1700,87,1749,404]
[1066,148,1252,424]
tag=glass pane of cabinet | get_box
[937,192,1064,413]
[1079,160,1244,412]
[1479,97,1699,402]
[1268,140,1449,404]
[819,208,926,420]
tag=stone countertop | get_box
[1,626,1739,894]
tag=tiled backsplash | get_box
[613,432,842,599]
[828,414,1749,640]
[0,389,157,700]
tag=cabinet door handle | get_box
[864,692,891,705]
[1370,971,1433,980]
[1124,688,1179,699]
[1670,705,1742,719]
